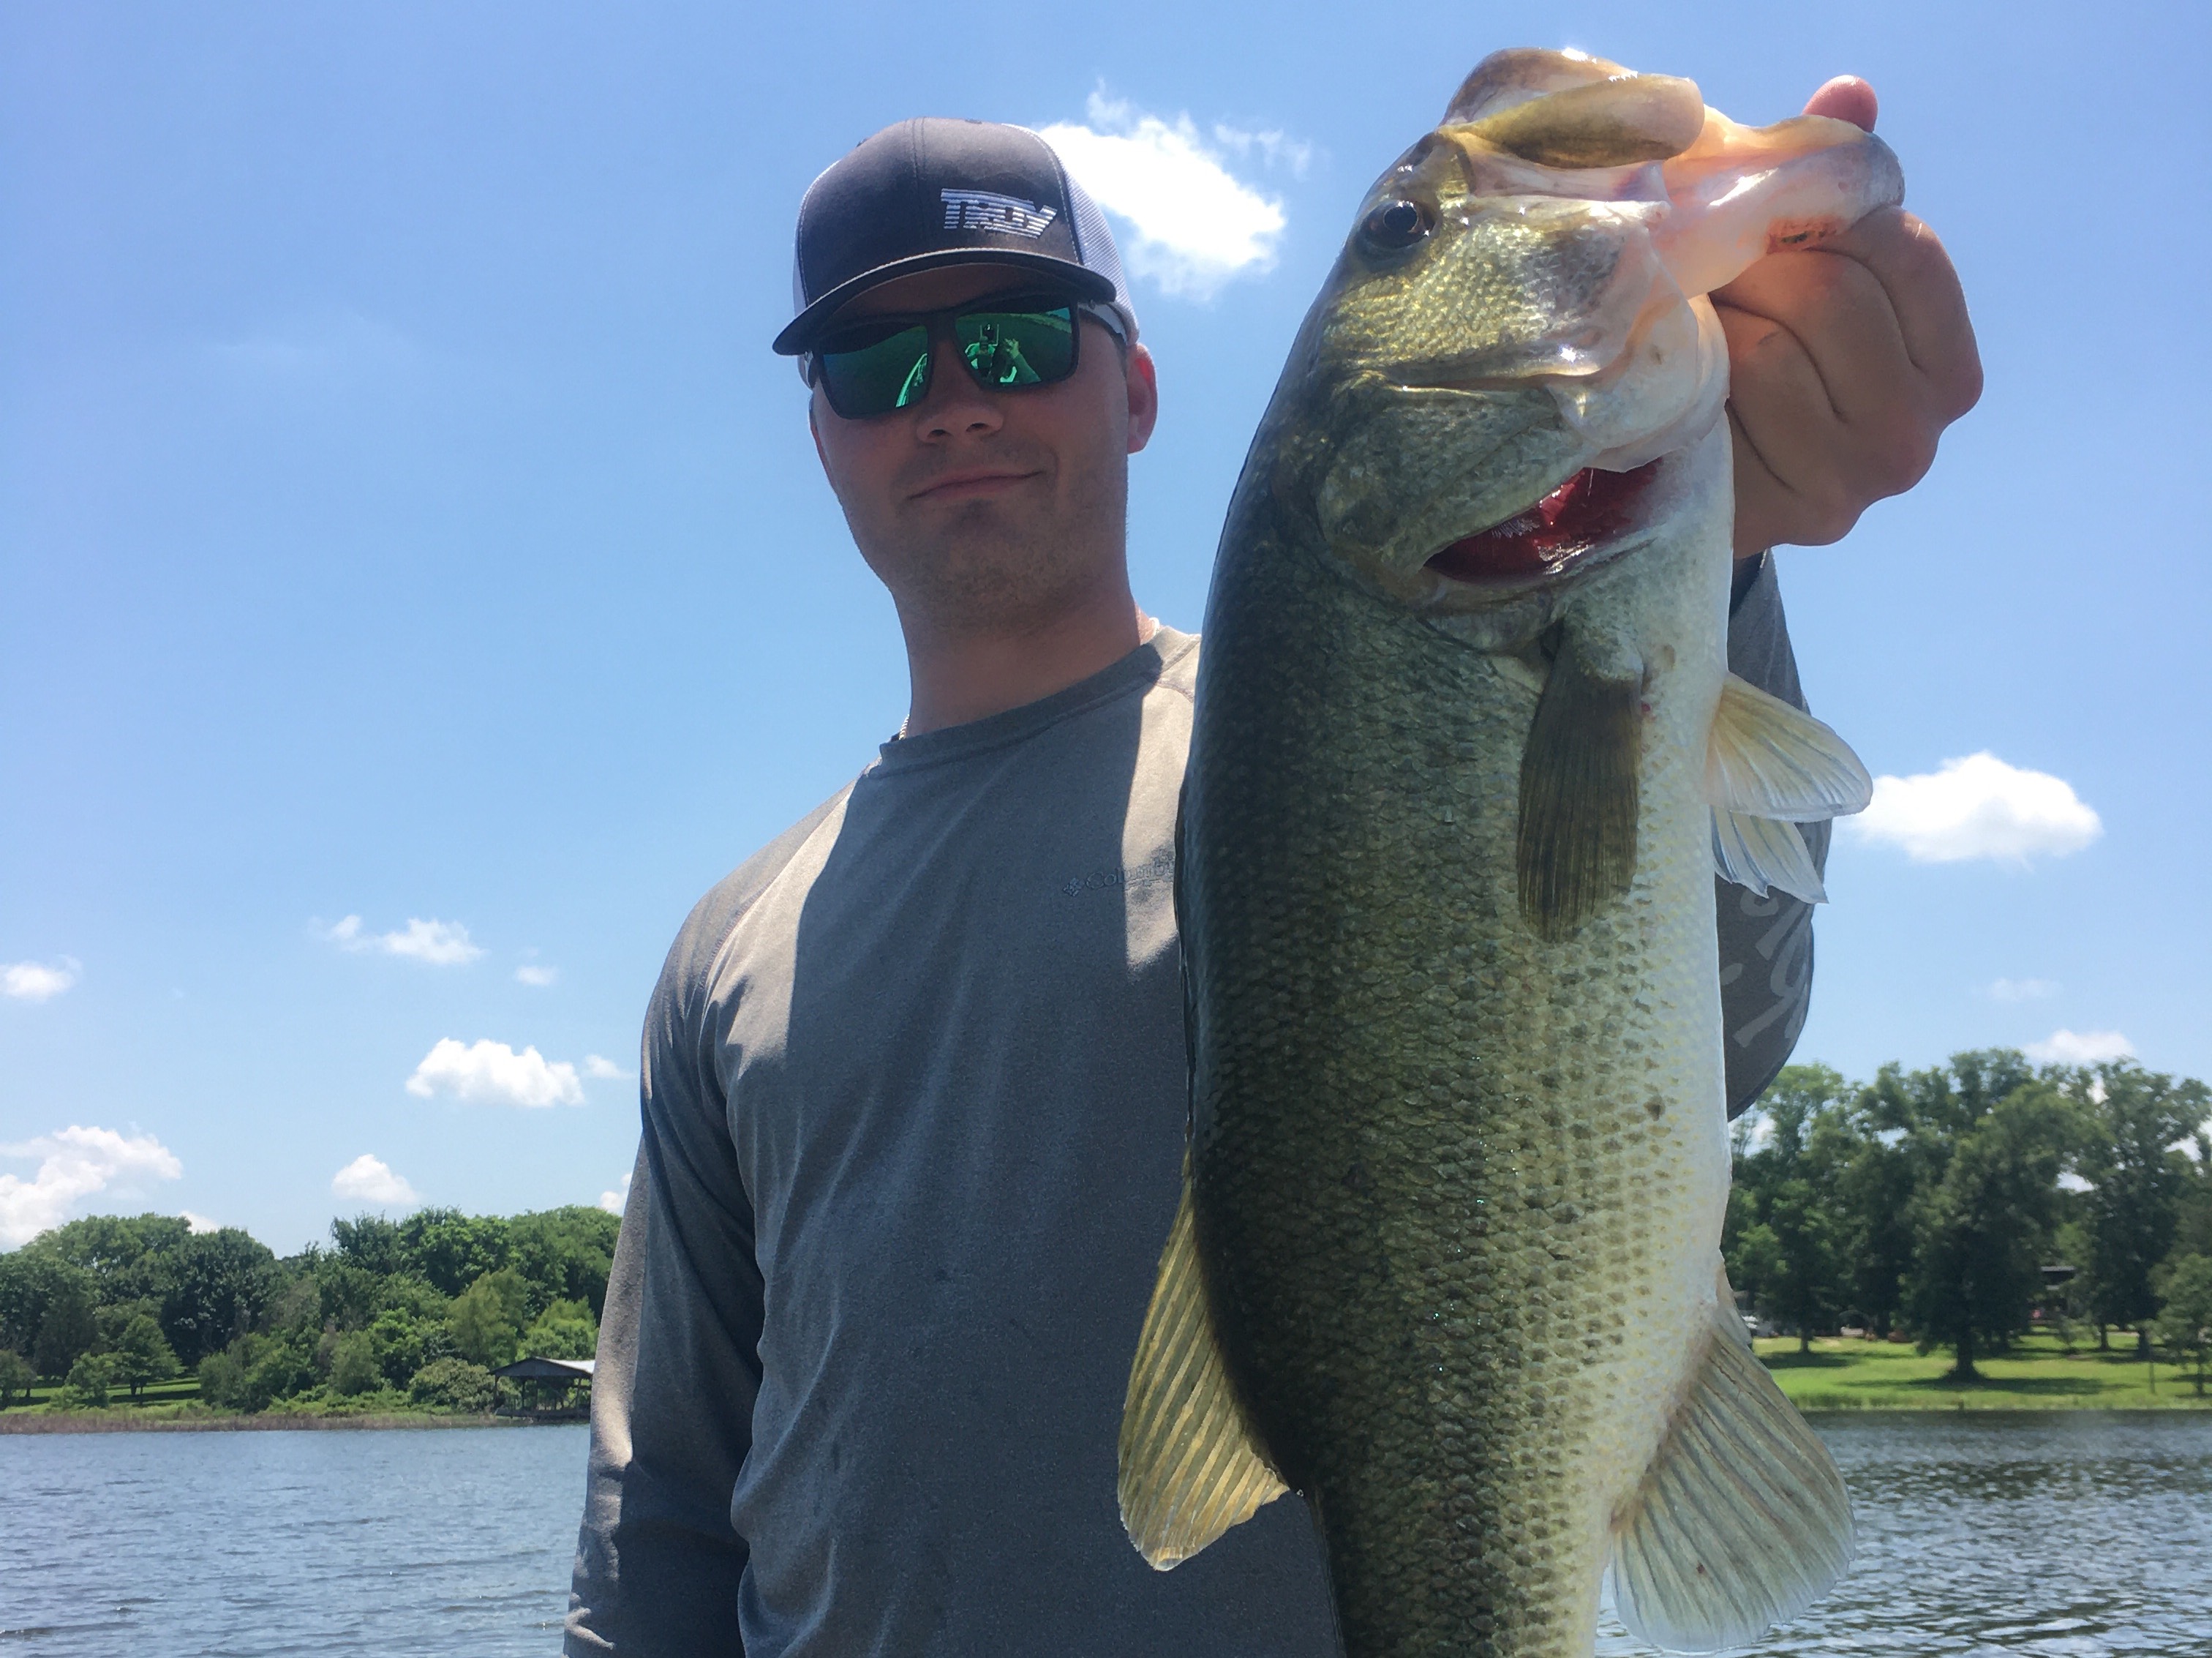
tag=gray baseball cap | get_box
[773,117,1139,362]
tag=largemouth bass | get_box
[1118,49,1892,1657]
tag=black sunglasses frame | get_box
[808,291,1107,420]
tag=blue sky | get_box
[4,1,2206,1251]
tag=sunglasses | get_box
[810,292,1105,420]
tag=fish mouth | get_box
[1424,459,1661,588]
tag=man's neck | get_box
[896,582,1154,738]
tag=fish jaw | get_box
[1285,51,1899,618]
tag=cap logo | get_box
[941,187,1057,239]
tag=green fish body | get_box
[1120,49,1893,1658]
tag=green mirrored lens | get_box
[819,323,930,416]
[955,305,1075,389]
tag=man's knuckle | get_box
[1873,423,1938,493]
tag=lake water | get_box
[2,1413,2207,1654]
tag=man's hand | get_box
[1719,77,1984,559]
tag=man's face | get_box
[808,265,1159,636]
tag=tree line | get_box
[4,1049,2208,1411]
[1726,1052,2212,1389]
[0,1204,617,1414]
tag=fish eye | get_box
[1360,198,1433,254]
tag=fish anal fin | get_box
[1706,673,1871,822]
[1608,1300,1854,1653]
[1518,645,1640,939]
[1118,1160,1288,1569]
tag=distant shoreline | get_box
[0,1410,543,1436]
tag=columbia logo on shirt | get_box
[941,188,1057,239]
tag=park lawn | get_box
[7,1373,203,1411]
[1758,1331,2212,1410]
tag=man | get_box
[568,90,1979,1655]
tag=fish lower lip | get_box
[1425,460,1661,585]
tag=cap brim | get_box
[772,249,1116,356]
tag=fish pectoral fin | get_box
[1518,642,1641,939]
[1118,1158,1287,1570]
[1705,672,1872,822]
[1607,1301,1855,1654]
[1710,809,1825,904]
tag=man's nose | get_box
[915,336,1002,440]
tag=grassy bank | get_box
[1758,1331,2212,1410]
[0,1406,516,1434]
[0,1374,548,1433]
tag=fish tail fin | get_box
[1705,672,1872,904]
[1118,1156,1288,1569]
[1606,1295,1854,1651]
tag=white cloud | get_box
[582,1054,629,1081]
[0,1126,184,1247]
[323,915,484,965]
[181,1210,222,1234]
[1039,93,1288,298]
[3,958,80,1002]
[598,1171,633,1216]
[2025,1029,2135,1065]
[515,964,558,987]
[1209,122,1316,179]
[331,1152,422,1207]
[405,1038,584,1108]
[1989,978,2061,1002]
[1843,753,2102,865]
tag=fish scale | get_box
[1118,46,1886,1658]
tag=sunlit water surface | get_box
[1,1424,587,1656]
[2,1413,2207,1654]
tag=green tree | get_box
[508,1207,622,1319]
[60,1350,116,1408]
[1725,1065,1849,1348]
[448,1268,530,1368]
[315,1259,383,1333]
[34,1212,192,1288]
[30,1273,99,1378]
[2151,1253,2212,1396]
[200,1331,318,1412]
[2173,1132,2212,1261]
[326,1330,382,1397]
[105,1310,181,1401]
[1902,1057,2083,1379]
[198,1346,251,1411]
[521,1297,599,1360]
[2064,1062,2210,1353]
[330,1213,408,1277]
[160,1227,281,1365]
[409,1356,496,1413]
[366,1305,449,1388]
[0,1250,99,1376]
[399,1209,512,1297]
[0,1348,32,1408]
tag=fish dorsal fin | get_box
[1711,809,1825,904]
[1518,642,1641,938]
[1706,672,1872,822]
[1118,1160,1288,1569]
[1607,1298,1855,1652]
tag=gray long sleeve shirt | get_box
[565,558,1821,1656]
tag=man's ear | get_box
[1125,344,1160,456]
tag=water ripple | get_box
[3,1412,2205,1654]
